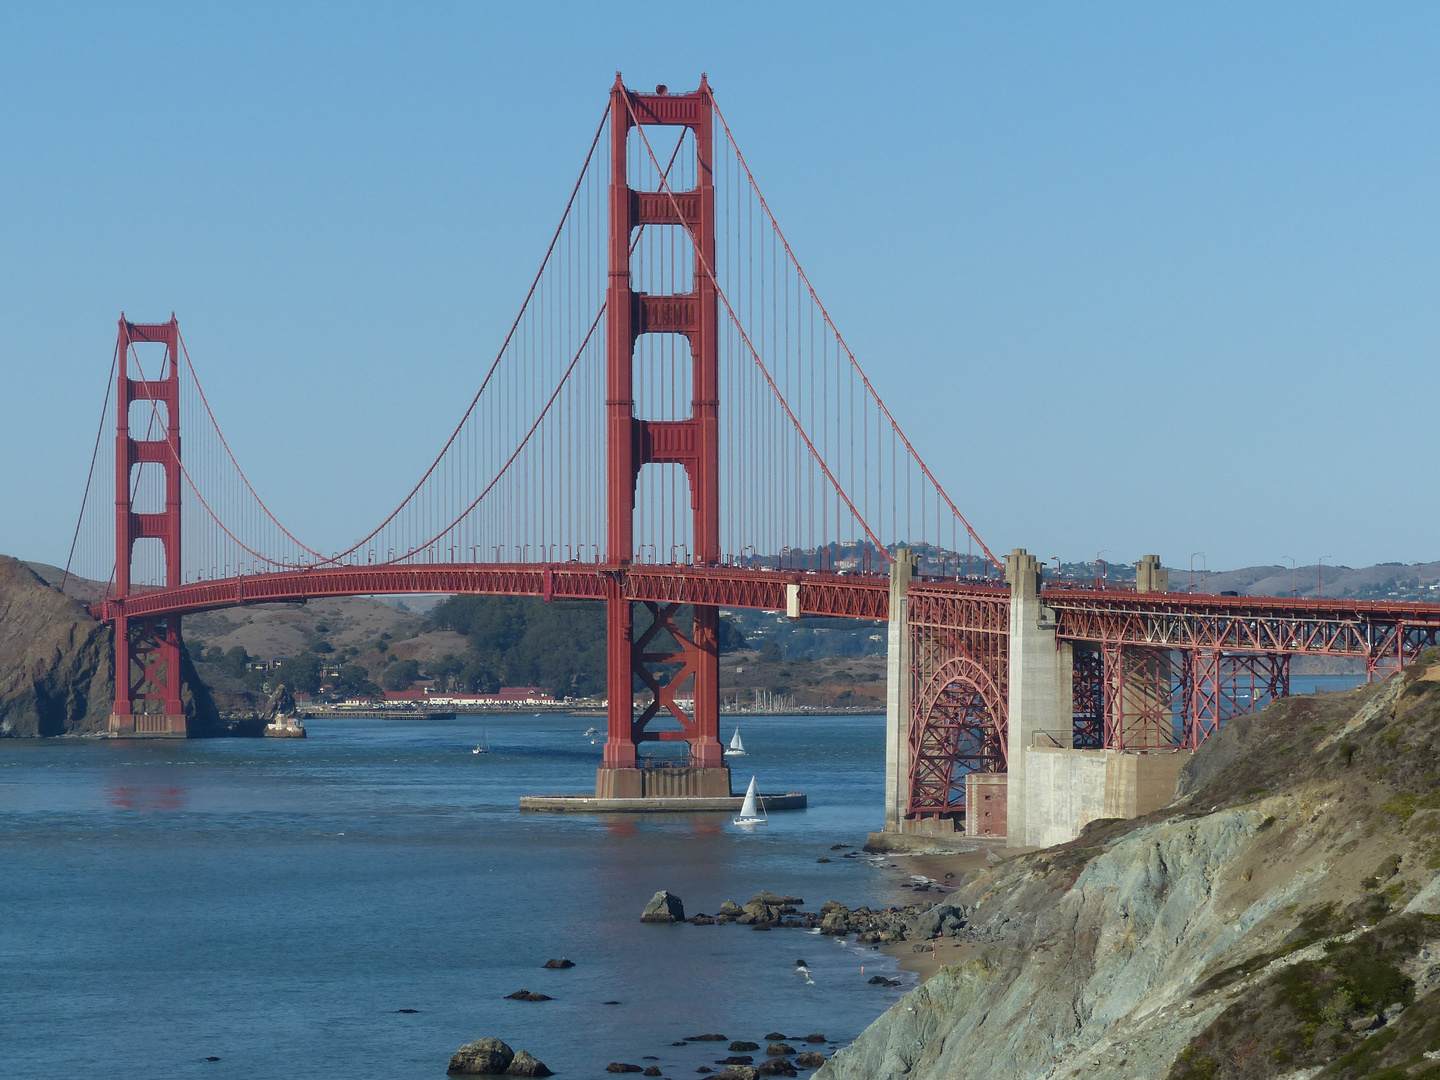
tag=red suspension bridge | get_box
[64,76,1440,833]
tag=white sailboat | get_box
[724,727,746,757]
[472,728,490,754]
[733,775,767,827]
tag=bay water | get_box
[0,714,911,1079]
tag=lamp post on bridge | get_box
[1282,556,1297,597]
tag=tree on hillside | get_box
[280,652,323,696]
[381,659,421,691]
[336,664,381,700]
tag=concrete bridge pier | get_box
[1004,549,1074,847]
[883,548,917,833]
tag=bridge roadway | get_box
[93,562,1440,666]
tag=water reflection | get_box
[106,784,185,811]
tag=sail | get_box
[739,776,759,819]
[729,728,744,752]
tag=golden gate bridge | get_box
[62,75,1440,841]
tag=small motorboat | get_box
[584,726,598,736]
[733,775,767,828]
[724,727,746,757]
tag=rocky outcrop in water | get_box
[819,668,1440,1080]
[641,890,686,923]
[0,556,113,736]
[0,555,223,737]
[448,1036,514,1074]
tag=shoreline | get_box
[871,845,1027,982]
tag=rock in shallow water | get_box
[504,989,552,1001]
[448,1036,514,1075]
[795,1052,826,1068]
[506,1049,552,1077]
[766,1043,795,1056]
[541,957,574,969]
[729,1041,760,1051]
[641,890,686,923]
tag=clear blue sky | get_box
[2,3,1437,572]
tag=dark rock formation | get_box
[686,1034,728,1041]
[729,1041,760,1051]
[716,1066,758,1080]
[795,1052,825,1068]
[643,1068,661,1078]
[448,1036,514,1075]
[716,1056,754,1065]
[757,1059,797,1077]
[504,989,552,1001]
[0,556,112,736]
[718,900,744,917]
[691,913,716,925]
[0,556,224,736]
[506,1049,552,1077]
[766,1043,795,1056]
[641,890,685,923]
[605,1064,643,1074]
[803,1034,825,1044]
[541,957,574,969]
[763,1033,788,1041]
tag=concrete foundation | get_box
[1005,549,1074,847]
[1022,746,1193,847]
[108,713,187,738]
[594,765,732,799]
[521,791,806,813]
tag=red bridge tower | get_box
[109,316,188,737]
[598,75,728,797]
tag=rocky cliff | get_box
[0,556,222,737]
[0,555,114,735]
[822,667,1440,1080]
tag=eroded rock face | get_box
[0,557,113,736]
[447,1036,514,1075]
[640,890,685,923]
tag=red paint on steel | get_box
[604,75,723,770]
[112,316,186,734]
